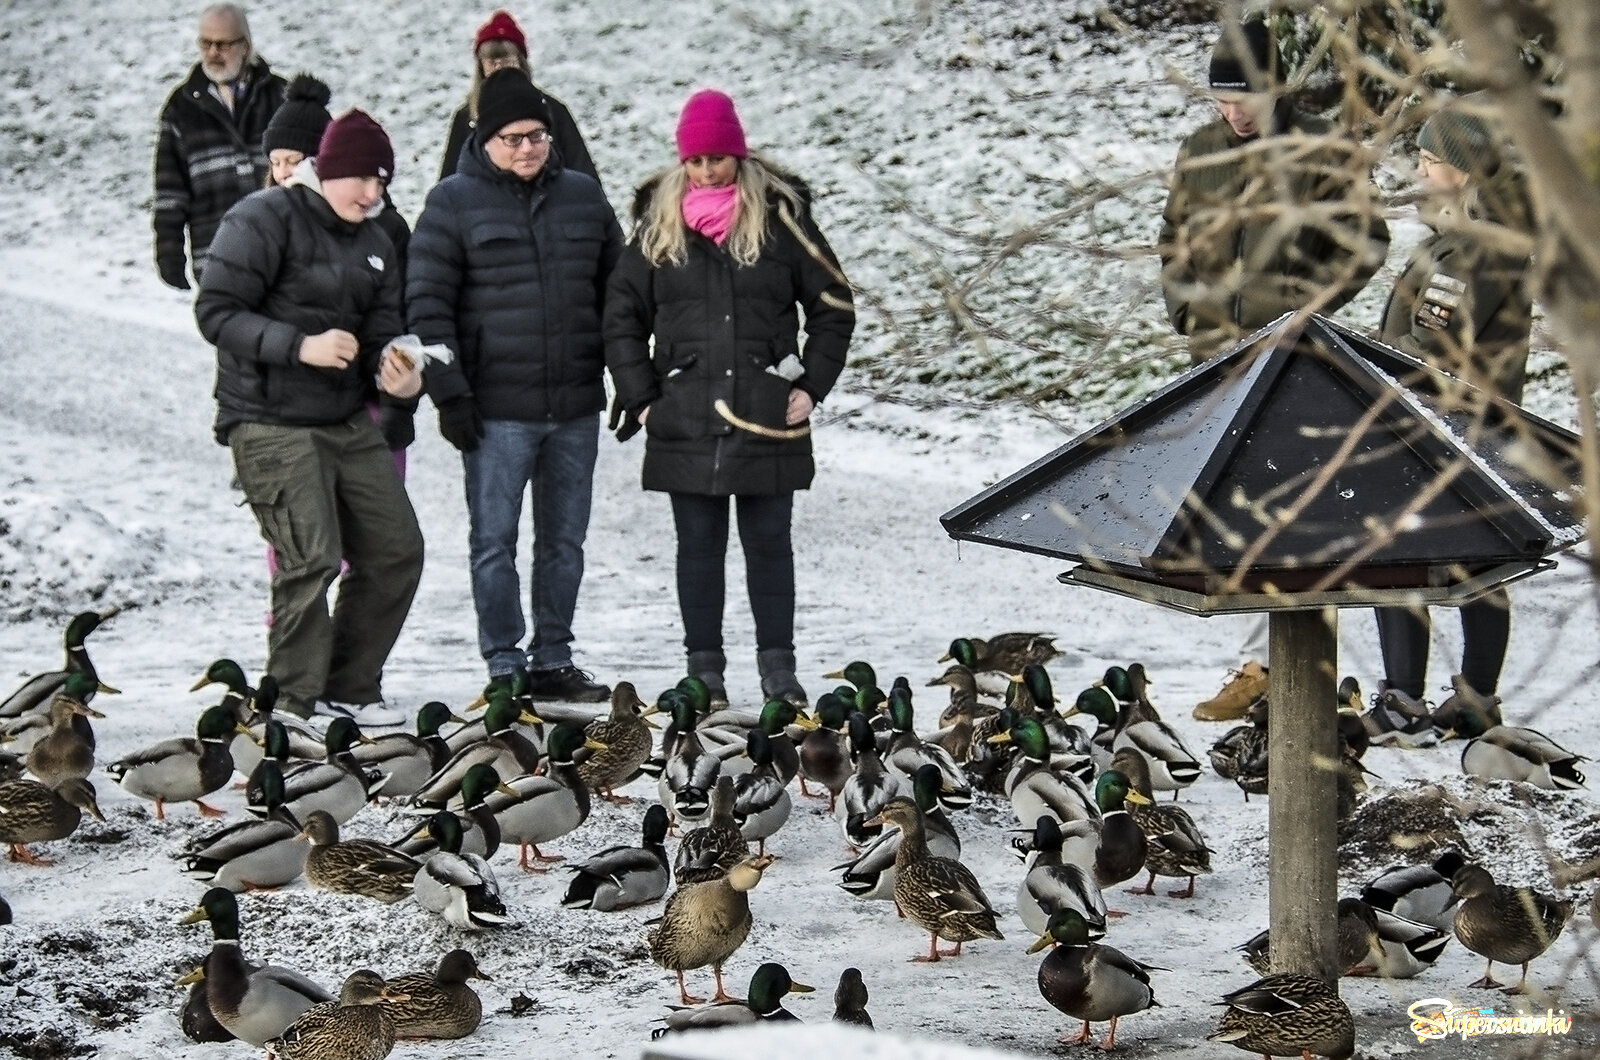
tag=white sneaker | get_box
[312,699,406,728]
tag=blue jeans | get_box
[463,415,599,676]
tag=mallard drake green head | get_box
[1018,664,1056,713]
[416,701,466,738]
[991,715,1051,761]
[845,711,875,758]
[546,722,604,765]
[459,764,519,809]
[426,811,468,855]
[59,670,103,710]
[813,693,851,733]
[887,687,916,733]
[1067,687,1118,729]
[181,886,241,935]
[191,658,251,697]
[747,962,813,1015]
[198,704,250,743]
[1443,698,1498,739]
[667,692,700,735]
[1096,666,1134,704]
[823,660,878,691]
[1027,907,1095,953]
[481,694,540,737]
[910,763,946,815]
[943,638,979,670]
[1095,770,1148,812]
[676,675,714,717]
[853,684,886,715]
[760,698,816,734]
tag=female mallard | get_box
[868,797,1003,962]
[942,633,1061,677]
[1208,973,1354,1059]
[349,701,467,800]
[1032,908,1157,1050]
[383,949,491,1040]
[733,728,792,855]
[480,722,602,871]
[413,693,543,809]
[1446,862,1572,993]
[179,887,333,1046]
[1110,748,1213,899]
[992,716,1100,831]
[1449,699,1587,790]
[562,803,671,911]
[106,704,245,820]
[676,775,750,883]
[274,717,385,825]
[22,672,103,787]
[1359,850,1464,933]
[1208,697,1269,785]
[839,763,960,902]
[837,711,903,849]
[263,968,403,1060]
[646,852,776,1004]
[832,967,872,1029]
[653,961,812,1036]
[0,776,104,865]
[1016,815,1107,940]
[413,811,509,930]
[656,693,722,824]
[184,762,308,891]
[797,692,852,809]
[578,681,657,801]
[0,609,119,721]
[302,809,422,903]
[883,687,971,811]
[1235,899,1382,978]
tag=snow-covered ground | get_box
[1,1,1597,1058]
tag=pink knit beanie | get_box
[675,89,748,161]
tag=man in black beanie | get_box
[407,68,623,703]
[1158,18,1391,722]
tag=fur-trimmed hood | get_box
[629,158,814,223]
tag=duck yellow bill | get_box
[465,694,488,712]
[1026,934,1056,954]
[178,906,209,926]
[519,710,545,726]
[1124,789,1153,806]
[986,731,1013,745]
[187,674,214,692]
[584,737,609,752]
[97,681,121,695]
[787,980,815,994]
[176,966,205,986]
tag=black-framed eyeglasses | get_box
[497,130,553,150]
[198,36,247,52]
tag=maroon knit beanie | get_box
[316,109,395,182]
[675,90,748,161]
[474,10,527,56]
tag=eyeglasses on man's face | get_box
[199,36,247,52]
[497,129,553,150]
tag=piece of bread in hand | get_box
[386,345,417,371]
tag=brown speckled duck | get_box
[263,969,404,1060]
[383,949,490,1040]
[1208,972,1355,1059]
[23,672,103,787]
[869,797,1003,962]
[646,853,775,1004]
[578,681,657,801]
[0,776,104,865]
[1446,862,1572,993]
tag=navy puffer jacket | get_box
[406,138,622,423]
[196,182,402,445]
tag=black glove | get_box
[377,404,415,452]
[158,257,191,291]
[608,396,643,442]
[437,397,483,453]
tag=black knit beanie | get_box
[475,68,552,143]
[1209,19,1281,93]
[264,74,332,157]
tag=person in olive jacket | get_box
[1372,101,1535,725]
[604,89,855,708]
[407,69,622,703]
[196,109,425,724]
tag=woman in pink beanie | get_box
[604,88,855,709]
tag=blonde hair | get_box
[638,153,804,268]
[467,41,532,121]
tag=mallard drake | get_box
[1207,972,1355,1060]
[942,633,1062,677]
[179,887,333,1046]
[1109,695,1202,800]
[1031,908,1157,1050]
[349,701,467,799]
[180,949,238,1043]
[245,718,295,807]
[393,763,509,862]
[301,810,422,903]
[1431,672,1504,736]
[1448,698,1587,790]
[184,762,308,891]
[208,669,321,777]
[655,692,722,824]
[562,803,671,910]
[413,811,509,930]
[1359,850,1465,933]
[1096,666,1159,727]
[272,717,386,825]
[1015,815,1107,940]
[1011,664,1096,759]
[836,711,902,849]
[838,763,960,902]
[732,728,792,855]
[1063,686,1119,768]
[653,961,813,1036]
[442,672,546,757]
[990,716,1100,830]
[646,852,775,1004]
[23,671,103,787]
[263,968,403,1060]
[1081,770,1149,892]
[868,797,1003,962]
[578,681,657,801]
[383,949,490,1040]
[413,693,543,809]
[1446,862,1572,992]
[832,967,872,1029]
[883,687,971,811]
[0,608,119,721]
[479,723,601,871]
[797,692,852,809]
[1364,905,1451,978]
[0,776,103,865]
[1111,748,1212,899]
[676,775,750,883]
[106,704,245,820]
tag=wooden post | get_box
[1266,608,1340,985]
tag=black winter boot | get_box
[686,650,728,708]
[757,648,807,708]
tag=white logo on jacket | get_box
[368,255,384,271]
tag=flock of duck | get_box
[2,615,1597,1058]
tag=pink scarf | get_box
[682,184,739,245]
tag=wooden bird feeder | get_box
[941,313,1584,983]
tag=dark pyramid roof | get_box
[942,315,1581,593]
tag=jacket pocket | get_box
[740,340,793,432]
[646,346,710,441]
[469,222,524,248]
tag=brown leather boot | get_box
[1192,661,1267,721]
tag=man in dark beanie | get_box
[153,4,286,289]
[407,67,623,702]
[1159,17,1391,723]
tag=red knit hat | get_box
[474,10,527,56]
[316,109,395,182]
[675,89,748,161]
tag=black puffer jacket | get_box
[196,180,403,445]
[153,59,287,281]
[604,171,854,496]
[406,138,622,423]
